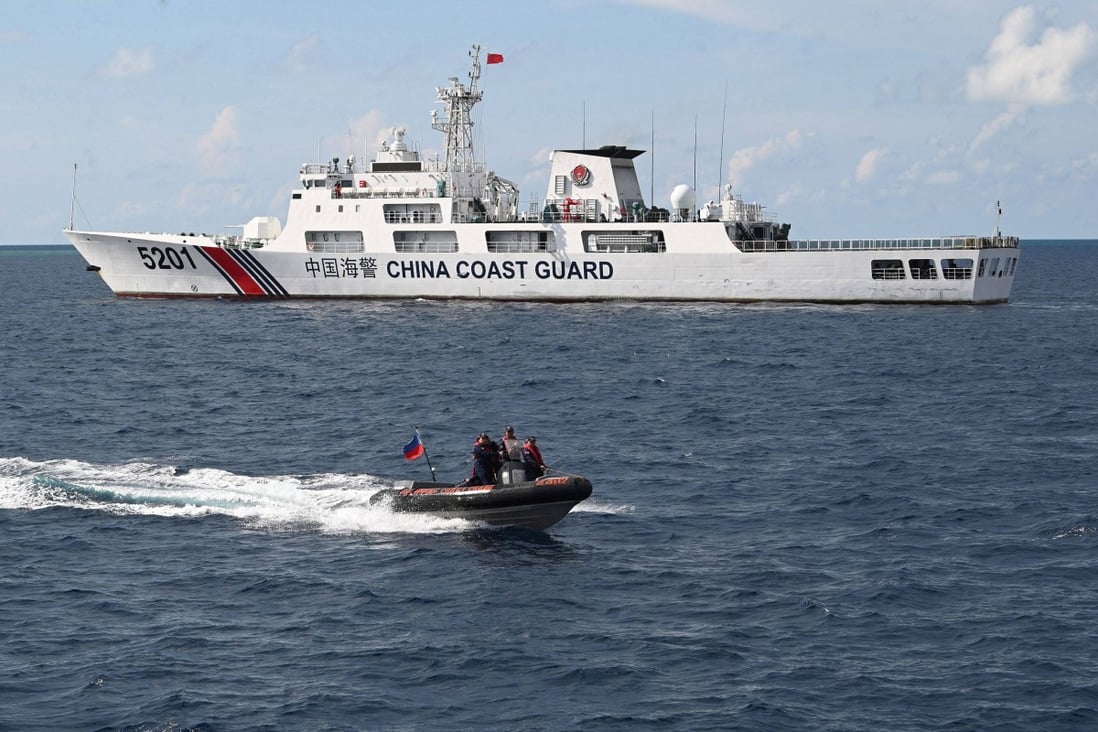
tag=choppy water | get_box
[2,242,1097,731]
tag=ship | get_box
[65,45,1020,304]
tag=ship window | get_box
[871,260,905,279]
[338,205,344,213]
[394,231,459,253]
[977,259,987,277]
[987,257,1000,276]
[305,230,364,253]
[1008,257,1017,275]
[941,258,973,279]
[582,230,666,253]
[908,259,938,279]
[315,205,321,213]
[486,231,556,253]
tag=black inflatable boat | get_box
[370,471,593,530]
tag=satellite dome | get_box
[670,184,696,210]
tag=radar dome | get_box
[670,184,696,210]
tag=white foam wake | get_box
[0,456,471,535]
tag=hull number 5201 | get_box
[138,246,197,270]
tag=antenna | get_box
[996,200,1002,237]
[650,109,654,206]
[718,81,728,201]
[68,163,77,231]
[582,99,586,149]
[692,114,698,200]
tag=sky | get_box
[2,0,1096,243]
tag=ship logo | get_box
[571,164,591,186]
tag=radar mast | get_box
[432,44,484,174]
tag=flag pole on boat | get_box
[404,425,437,482]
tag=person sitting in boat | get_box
[500,425,523,462]
[522,436,547,480]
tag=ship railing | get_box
[735,235,1020,252]
[333,188,442,200]
[383,212,445,224]
[214,235,266,250]
[532,200,671,224]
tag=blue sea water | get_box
[1,242,1097,731]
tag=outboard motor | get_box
[498,460,528,484]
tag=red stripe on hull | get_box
[201,247,267,295]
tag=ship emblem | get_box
[571,164,591,186]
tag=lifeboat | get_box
[369,469,593,530]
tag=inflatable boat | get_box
[370,464,592,530]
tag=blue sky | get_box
[2,0,1096,243]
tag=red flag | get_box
[486,53,504,64]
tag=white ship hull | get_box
[65,46,1020,305]
[68,228,1018,304]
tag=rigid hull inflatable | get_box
[370,475,593,530]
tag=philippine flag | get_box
[402,433,425,461]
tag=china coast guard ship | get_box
[66,46,1020,303]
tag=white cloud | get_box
[345,110,388,157]
[966,6,1096,105]
[1070,152,1098,177]
[925,170,961,185]
[969,103,1026,152]
[197,106,240,174]
[775,183,805,208]
[616,0,772,30]
[855,148,887,184]
[727,129,803,189]
[99,47,155,79]
[283,35,320,73]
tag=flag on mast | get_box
[486,53,504,64]
[402,433,425,460]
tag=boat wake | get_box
[0,456,473,535]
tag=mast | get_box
[718,82,728,202]
[432,44,484,175]
[68,163,77,231]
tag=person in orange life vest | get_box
[521,436,546,480]
[500,425,523,462]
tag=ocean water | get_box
[1,242,1097,731]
